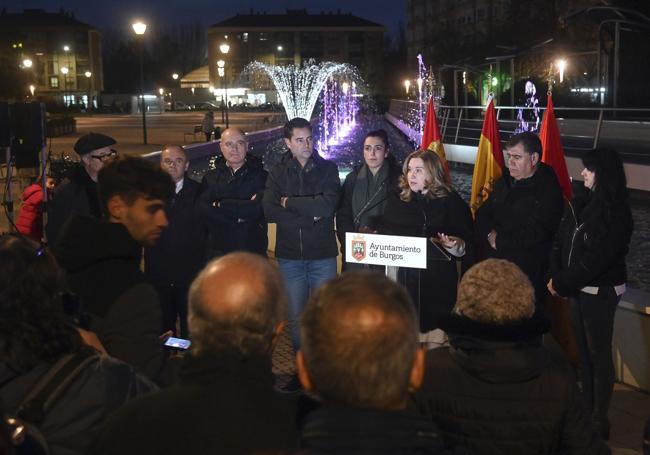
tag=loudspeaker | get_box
[10,102,45,169]
[11,102,45,149]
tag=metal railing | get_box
[388,99,650,164]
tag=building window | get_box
[259,32,269,41]
[50,76,59,88]
[243,32,249,43]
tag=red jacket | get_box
[16,184,44,241]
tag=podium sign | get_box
[345,232,427,269]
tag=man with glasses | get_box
[145,145,206,338]
[199,128,268,258]
[47,132,118,246]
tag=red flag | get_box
[470,98,504,216]
[421,97,451,183]
[540,95,573,200]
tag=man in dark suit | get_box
[145,145,206,338]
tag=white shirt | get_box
[175,178,184,194]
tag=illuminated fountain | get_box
[515,80,541,133]
[247,60,361,156]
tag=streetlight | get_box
[277,45,283,51]
[84,71,92,110]
[22,58,33,68]
[404,79,410,96]
[219,43,230,128]
[172,73,179,80]
[132,21,148,144]
[29,85,35,96]
[60,66,69,105]
[556,58,567,83]
[63,45,70,52]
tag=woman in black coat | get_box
[336,129,401,270]
[548,147,633,440]
[379,149,474,342]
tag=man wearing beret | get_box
[47,132,117,246]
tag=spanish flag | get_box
[540,94,573,200]
[421,97,451,184]
[470,98,504,216]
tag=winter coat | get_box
[263,151,340,260]
[16,183,45,241]
[47,164,102,247]
[54,216,165,382]
[336,156,402,255]
[379,190,474,332]
[550,187,633,297]
[199,155,268,257]
[144,176,206,286]
[476,163,564,303]
[414,314,609,455]
[86,351,298,455]
[0,350,156,455]
[300,406,446,455]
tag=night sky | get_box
[3,0,405,38]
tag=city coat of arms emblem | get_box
[351,236,366,261]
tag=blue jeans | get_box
[278,257,337,350]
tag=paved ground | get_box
[45,111,285,158]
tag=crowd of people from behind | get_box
[0,115,636,454]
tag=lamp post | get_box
[219,43,230,128]
[132,21,148,144]
[84,71,92,110]
[60,66,69,106]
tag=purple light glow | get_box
[317,77,360,158]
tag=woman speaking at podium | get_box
[379,149,474,348]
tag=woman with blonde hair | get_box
[379,149,474,346]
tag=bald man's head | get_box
[299,271,421,410]
[188,252,286,356]
[220,128,248,170]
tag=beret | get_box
[73,133,116,155]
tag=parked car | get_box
[192,101,219,111]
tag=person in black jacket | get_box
[476,131,564,312]
[336,129,401,271]
[548,148,633,440]
[297,271,446,455]
[262,117,340,358]
[144,145,206,338]
[55,157,174,383]
[379,149,474,345]
[47,133,117,246]
[87,253,298,455]
[415,259,608,455]
[0,235,155,455]
[199,128,268,258]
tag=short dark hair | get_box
[97,156,174,216]
[283,117,312,139]
[301,271,419,409]
[0,235,81,371]
[364,129,390,149]
[188,253,287,357]
[506,131,542,157]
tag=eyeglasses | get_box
[90,150,117,162]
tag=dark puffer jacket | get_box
[199,154,268,257]
[55,217,164,382]
[263,151,340,260]
[414,314,609,455]
[476,163,564,303]
[0,351,156,455]
[550,187,633,297]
